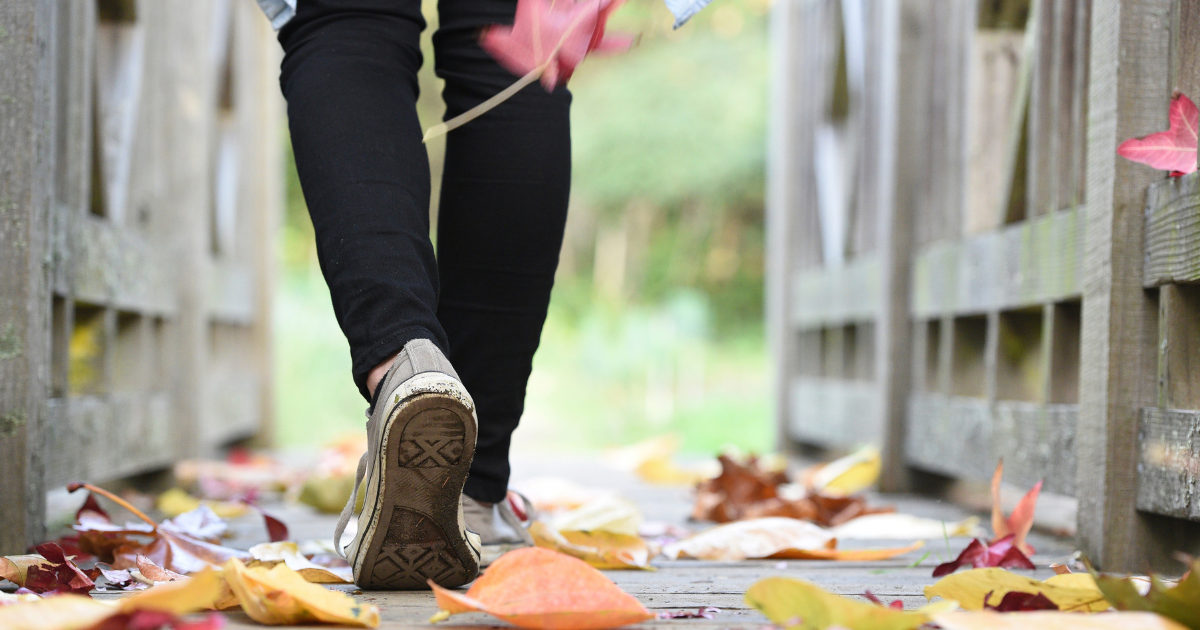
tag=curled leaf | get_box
[1093,557,1200,629]
[1117,93,1199,176]
[529,521,654,570]
[745,577,940,630]
[247,541,352,583]
[222,558,379,628]
[429,547,652,630]
[23,543,95,595]
[925,567,1110,612]
[932,535,1035,577]
[990,460,1041,554]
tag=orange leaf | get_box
[429,547,652,630]
[989,460,1040,554]
[773,541,925,561]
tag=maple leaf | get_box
[23,543,95,595]
[1117,93,1199,176]
[932,534,1036,577]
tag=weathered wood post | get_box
[0,0,54,554]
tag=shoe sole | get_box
[354,392,480,589]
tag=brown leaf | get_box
[136,554,186,582]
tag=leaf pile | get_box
[692,454,893,526]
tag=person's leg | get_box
[279,1,484,590]
[279,0,446,401]
[433,0,573,504]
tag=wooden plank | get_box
[0,0,54,554]
[1137,407,1200,520]
[791,255,880,328]
[1143,172,1200,286]
[911,207,1083,317]
[1077,0,1200,572]
[1157,285,1200,409]
[67,214,175,313]
[41,393,174,487]
[906,394,1079,496]
[1026,0,1058,218]
[964,30,1026,234]
[788,377,879,448]
[1169,0,1200,101]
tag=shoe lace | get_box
[333,409,376,559]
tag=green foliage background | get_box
[274,0,772,455]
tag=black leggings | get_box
[278,0,571,503]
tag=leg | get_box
[279,0,446,401]
[433,0,572,503]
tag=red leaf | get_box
[86,610,226,630]
[24,542,95,595]
[77,492,112,524]
[245,503,289,543]
[480,0,632,90]
[931,535,1035,577]
[1117,93,1199,175]
[983,590,1060,612]
[863,590,905,610]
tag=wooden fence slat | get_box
[1143,172,1200,286]
[1137,408,1200,520]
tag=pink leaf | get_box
[931,535,1035,577]
[1117,93,1199,176]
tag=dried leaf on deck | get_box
[1093,557,1200,630]
[247,541,352,583]
[932,611,1189,630]
[693,455,893,526]
[222,558,379,627]
[157,488,248,520]
[136,554,187,583]
[528,521,654,570]
[932,534,1035,577]
[19,543,95,594]
[115,568,224,615]
[664,517,835,561]
[429,547,652,630]
[86,610,226,630]
[803,445,882,496]
[983,591,1059,611]
[0,594,115,630]
[775,541,925,562]
[745,576,941,630]
[547,494,643,536]
[925,567,1109,612]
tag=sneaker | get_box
[462,491,537,566]
[334,339,482,589]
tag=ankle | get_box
[366,353,398,399]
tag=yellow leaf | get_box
[932,611,1188,630]
[745,576,930,630]
[157,488,248,519]
[0,594,114,630]
[634,456,708,486]
[529,521,654,570]
[925,567,1110,612]
[222,557,379,627]
[548,494,643,535]
[807,445,881,496]
[429,547,652,630]
[298,474,364,514]
[247,541,353,583]
[117,568,224,615]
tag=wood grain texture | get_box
[906,394,1079,496]
[1144,172,1200,286]
[1077,0,1196,572]
[910,206,1083,317]
[0,0,54,554]
[1137,407,1200,522]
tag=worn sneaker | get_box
[334,339,482,589]
[462,491,537,566]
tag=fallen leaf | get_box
[0,594,115,630]
[745,577,944,630]
[23,543,95,594]
[157,489,248,520]
[804,445,882,496]
[932,535,1035,577]
[96,565,144,591]
[529,521,654,570]
[925,567,1109,612]
[0,591,41,606]
[136,554,187,582]
[222,558,379,627]
[663,517,834,561]
[247,541,352,583]
[863,590,905,610]
[161,506,227,543]
[657,607,719,619]
[429,547,652,630]
[86,610,226,630]
[831,514,983,540]
[115,569,224,615]
[932,611,1189,630]
[983,590,1059,611]
[245,504,289,543]
[511,477,608,513]
[480,0,633,89]
[548,494,643,535]
[694,455,893,526]
[775,541,925,562]
[1,554,54,588]
[298,474,363,515]
[1093,557,1200,629]
[1117,93,1199,176]
[990,459,1041,554]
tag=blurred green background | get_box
[273,0,772,455]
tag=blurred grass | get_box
[273,0,772,455]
